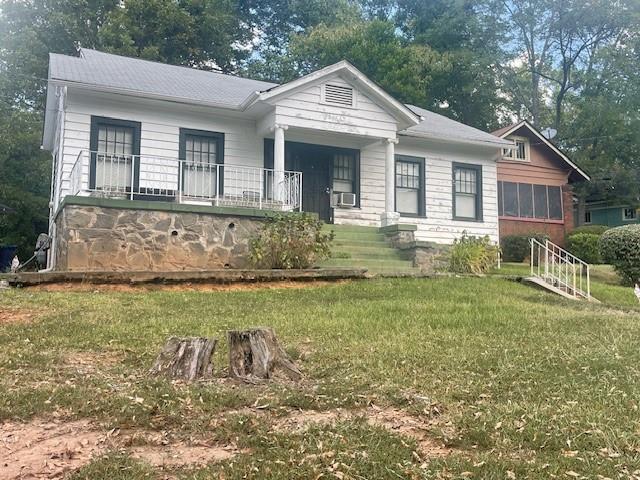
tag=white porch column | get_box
[381,137,400,227]
[272,123,288,203]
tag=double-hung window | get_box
[395,155,425,216]
[179,129,224,199]
[89,116,141,192]
[453,164,482,221]
[332,153,355,194]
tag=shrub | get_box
[566,233,602,263]
[249,213,334,269]
[567,224,609,237]
[501,234,548,262]
[599,224,640,285]
[448,233,500,274]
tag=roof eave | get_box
[49,78,248,112]
[496,120,590,182]
[400,130,513,148]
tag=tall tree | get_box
[99,0,252,72]
[287,20,449,106]
[491,0,635,129]
[390,0,506,129]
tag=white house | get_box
[42,49,511,271]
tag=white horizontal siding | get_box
[273,76,398,140]
[57,90,263,200]
[334,139,500,243]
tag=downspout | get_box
[44,85,67,271]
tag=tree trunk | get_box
[150,336,217,381]
[228,327,301,382]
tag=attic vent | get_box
[323,84,354,107]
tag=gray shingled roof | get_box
[49,49,277,108]
[402,105,509,146]
[48,49,507,146]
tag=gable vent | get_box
[324,84,354,107]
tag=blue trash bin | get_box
[0,245,18,272]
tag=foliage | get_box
[0,107,50,259]
[501,234,548,263]
[566,233,602,264]
[287,20,448,107]
[568,225,610,237]
[448,232,500,274]
[248,213,334,269]
[99,0,252,72]
[599,224,640,285]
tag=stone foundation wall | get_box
[54,205,266,271]
[380,224,450,273]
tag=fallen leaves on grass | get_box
[0,418,242,479]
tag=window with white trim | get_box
[395,155,425,216]
[584,211,592,224]
[332,153,355,193]
[502,136,530,161]
[453,164,482,221]
[623,208,637,221]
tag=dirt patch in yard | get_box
[231,404,452,459]
[0,307,37,325]
[0,419,242,479]
[27,280,345,293]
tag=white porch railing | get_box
[529,238,591,300]
[68,150,303,212]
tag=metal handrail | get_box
[67,150,303,211]
[530,237,591,299]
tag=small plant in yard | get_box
[249,213,334,269]
[501,233,548,262]
[448,232,500,274]
[599,224,640,284]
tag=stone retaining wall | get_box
[380,224,450,273]
[54,205,266,271]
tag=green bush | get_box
[566,233,602,263]
[567,224,609,237]
[501,234,548,262]
[249,213,334,269]
[448,232,500,274]
[599,224,640,285]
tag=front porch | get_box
[68,150,304,213]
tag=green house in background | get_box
[575,201,639,228]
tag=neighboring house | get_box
[576,200,639,228]
[493,121,590,246]
[42,49,511,271]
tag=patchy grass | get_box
[1,275,640,478]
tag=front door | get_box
[287,146,332,222]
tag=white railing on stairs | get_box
[530,238,591,300]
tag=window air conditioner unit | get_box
[337,192,357,207]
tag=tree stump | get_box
[228,327,302,382]
[149,336,217,381]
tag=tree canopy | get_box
[0,0,638,255]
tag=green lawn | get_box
[494,262,640,307]
[1,274,640,478]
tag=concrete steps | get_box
[318,224,418,274]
